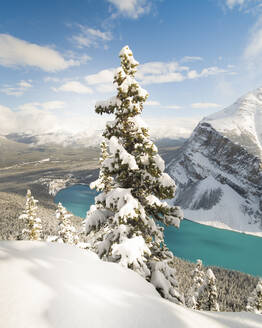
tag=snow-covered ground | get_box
[0,241,261,328]
[182,176,262,237]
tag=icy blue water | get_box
[55,184,262,276]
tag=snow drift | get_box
[0,241,261,328]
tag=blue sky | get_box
[1,0,262,139]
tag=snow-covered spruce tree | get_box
[203,268,220,312]
[86,45,184,304]
[187,259,205,310]
[246,278,262,314]
[49,202,79,245]
[19,189,42,241]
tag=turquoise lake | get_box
[55,184,262,277]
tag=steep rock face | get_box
[167,118,262,234]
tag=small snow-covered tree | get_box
[246,278,262,314]
[19,189,42,241]
[86,45,184,304]
[48,202,79,245]
[187,259,205,310]
[204,268,220,312]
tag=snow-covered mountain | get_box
[167,88,262,235]
[0,241,261,328]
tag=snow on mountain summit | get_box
[203,87,262,158]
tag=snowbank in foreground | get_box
[0,241,260,328]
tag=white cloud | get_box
[180,56,203,63]
[146,117,200,139]
[95,83,115,93]
[225,0,245,9]
[84,61,230,89]
[85,69,115,85]
[145,100,160,106]
[137,61,228,85]
[87,28,112,40]
[137,61,187,84]
[54,81,93,94]
[244,25,262,60]
[191,102,222,109]
[164,105,182,109]
[0,105,17,134]
[242,13,262,77]
[72,26,112,48]
[1,80,32,96]
[107,0,151,19]
[19,101,66,111]
[144,101,182,109]
[0,34,78,72]
[44,77,61,83]
[0,104,59,135]
[187,67,227,79]
[41,101,66,111]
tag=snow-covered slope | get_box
[167,88,262,235]
[0,241,261,328]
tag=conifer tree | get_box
[56,202,79,245]
[204,268,220,312]
[187,259,205,310]
[19,189,42,241]
[246,278,262,314]
[48,202,79,245]
[86,45,184,304]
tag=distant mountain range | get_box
[167,87,262,235]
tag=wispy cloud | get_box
[187,67,228,79]
[137,61,229,85]
[0,34,78,72]
[1,80,32,96]
[85,69,115,84]
[54,81,93,94]
[84,60,231,89]
[72,25,112,48]
[225,0,245,9]
[180,56,203,63]
[19,101,66,111]
[146,117,200,139]
[191,102,222,109]
[244,16,262,64]
[107,0,152,19]
[145,100,161,106]
[95,84,115,93]
[164,105,182,109]
[145,100,182,109]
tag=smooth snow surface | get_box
[183,176,262,236]
[0,241,261,328]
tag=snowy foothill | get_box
[0,241,261,328]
